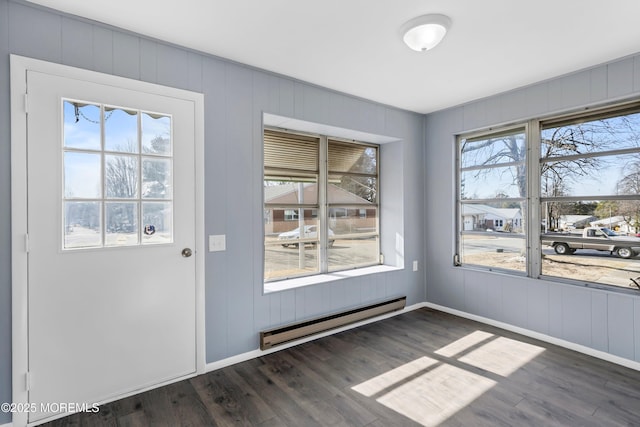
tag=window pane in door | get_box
[142,113,171,155]
[64,152,101,199]
[63,101,101,150]
[142,158,172,199]
[105,202,139,246]
[105,107,138,153]
[105,155,139,198]
[64,201,102,249]
[142,202,172,244]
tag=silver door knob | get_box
[182,248,193,257]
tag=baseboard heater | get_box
[260,296,406,350]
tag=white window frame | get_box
[263,128,381,287]
[62,100,175,250]
[455,99,640,294]
[455,125,529,275]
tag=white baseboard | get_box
[205,302,425,372]
[1,421,13,427]
[422,302,640,372]
[206,300,640,374]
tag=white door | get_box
[25,70,197,424]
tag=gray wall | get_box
[0,1,426,422]
[424,55,640,364]
[4,1,640,424]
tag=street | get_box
[461,235,640,289]
[264,237,378,281]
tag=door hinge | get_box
[25,371,31,391]
[24,93,28,114]
[25,233,29,253]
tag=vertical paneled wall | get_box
[0,1,426,421]
[424,55,640,364]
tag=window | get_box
[63,100,173,249]
[264,129,380,282]
[456,127,527,273]
[456,101,640,291]
[539,105,640,289]
[284,209,299,221]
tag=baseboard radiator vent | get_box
[260,296,406,350]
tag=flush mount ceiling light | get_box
[401,14,451,52]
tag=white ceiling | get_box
[26,0,640,114]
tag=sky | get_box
[461,115,640,201]
[63,100,171,199]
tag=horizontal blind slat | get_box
[265,130,319,172]
[328,140,377,175]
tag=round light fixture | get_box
[401,14,451,52]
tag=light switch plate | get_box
[413,260,418,271]
[209,234,226,252]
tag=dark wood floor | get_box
[43,308,640,427]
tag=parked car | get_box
[541,227,640,259]
[278,225,335,247]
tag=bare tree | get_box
[461,134,527,236]
[335,147,377,203]
[614,158,640,232]
[104,141,138,232]
[462,118,632,201]
[106,154,137,198]
[541,171,571,230]
[461,134,526,197]
[461,119,636,236]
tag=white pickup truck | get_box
[541,227,640,259]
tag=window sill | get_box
[264,265,402,294]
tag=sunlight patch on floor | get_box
[376,364,496,426]
[434,330,493,357]
[351,356,438,397]
[352,330,546,426]
[459,336,545,377]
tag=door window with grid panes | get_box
[63,100,173,249]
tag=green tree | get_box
[594,200,619,220]
[569,201,597,215]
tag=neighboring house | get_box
[559,215,596,230]
[590,216,635,234]
[264,183,376,234]
[462,204,523,232]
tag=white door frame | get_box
[10,55,206,427]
